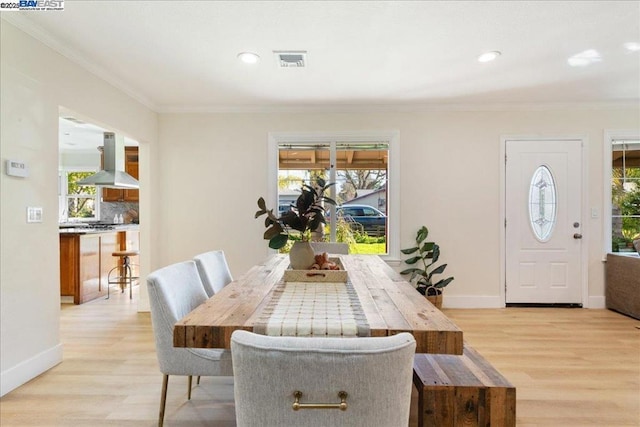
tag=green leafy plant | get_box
[255,178,336,250]
[400,225,454,296]
[67,171,97,218]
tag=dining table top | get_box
[173,254,463,355]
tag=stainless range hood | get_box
[77,132,139,189]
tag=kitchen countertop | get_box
[59,224,140,234]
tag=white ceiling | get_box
[2,0,640,150]
[5,0,639,116]
[58,117,137,152]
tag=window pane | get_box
[335,144,387,254]
[278,143,331,247]
[528,165,557,241]
[67,197,96,219]
[66,171,98,220]
[278,142,389,255]
[67,172,97,196]
[611,140,640,251]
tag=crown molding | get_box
[2,14,158,112]
[4,15,638,115]
[157,101,640,115]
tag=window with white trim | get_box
[60,170,99,221]
[269,132,400,260]
[605,131,640,253]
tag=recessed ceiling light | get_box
[567,49,602,67]
[623,42,640,52]
[477,51,501,63]
[237,52,260,64]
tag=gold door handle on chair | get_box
[292,391,348,411]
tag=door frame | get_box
[500,135,589,307]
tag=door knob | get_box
[573,233,583,239]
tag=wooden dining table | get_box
[174,254,463,355]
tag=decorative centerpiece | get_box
[255,178,336,270]
[283,253,347,282]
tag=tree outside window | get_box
[66,171,97,219]
[611,141,640,251]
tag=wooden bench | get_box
[413,345,516,427]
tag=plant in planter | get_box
[400,225,454,308]
[255,178,336,269]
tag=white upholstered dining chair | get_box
[147,260,233,427]
[230,330,416,427]
[193,249,233,297]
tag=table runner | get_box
[254,280,370,337]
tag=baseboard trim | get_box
[442,295,504,309]
[1,344,63,397]
[442,295,606,309]
[587,296,606,309]
[506,302,582,308]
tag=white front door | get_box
[505,139,583,304]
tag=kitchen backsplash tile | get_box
[101,202,139,224]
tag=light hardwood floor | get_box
[1,288,638,426]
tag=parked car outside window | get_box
[337,204,386,236]
[279,203,293,216]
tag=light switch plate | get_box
[27,206,43,223]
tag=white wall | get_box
[59,151,101,169]
[0,21,157,396]
[157,108,639,307]
[2,14,639,399]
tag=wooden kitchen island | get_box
[59,225,139,304]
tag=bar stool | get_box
[107,250,139,299]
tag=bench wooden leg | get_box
[415,383,425,427]
[413,346,516,427]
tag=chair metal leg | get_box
[159,374,169,427]
[188,375,193,400]
[197,376,201,385]
[125,263,133,299]
[120,257,126,294]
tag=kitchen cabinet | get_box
[102,147,139,202]
[60,229,137,304]
[59,234,79,297]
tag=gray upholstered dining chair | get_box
[230,330,416,427]
[309,242,350,254]
[147,260,233,427]
[193,250,233,297]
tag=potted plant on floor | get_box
[400,225,454,309]
[255,177,336,269]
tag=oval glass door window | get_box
[529,165,557,241]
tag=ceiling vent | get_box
[274,51,307,68]
[61,116,86,125]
